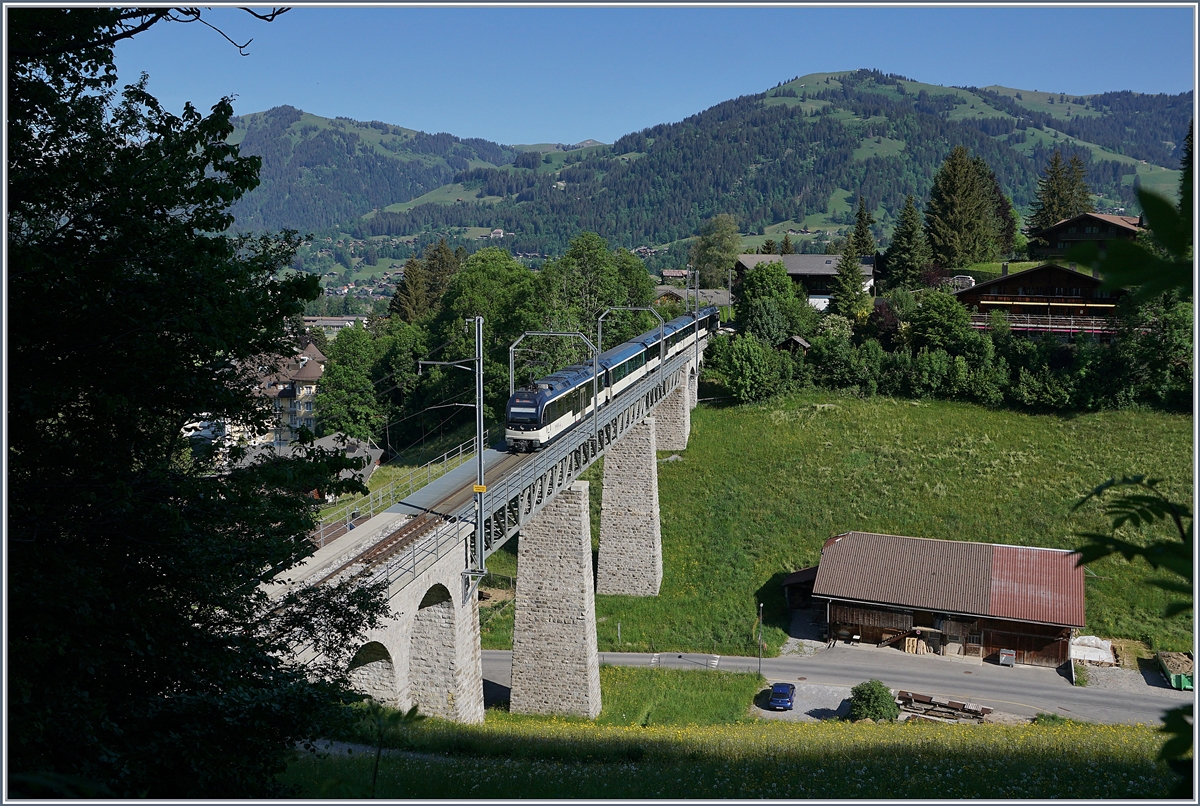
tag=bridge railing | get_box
[312,430,488,548]
[367,338,706,597]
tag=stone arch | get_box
[347,641,397,705]
[409,583,457,719]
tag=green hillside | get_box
[481,393,1193,656]
[229,69,1190,256]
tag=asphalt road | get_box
[481,645,1192,725]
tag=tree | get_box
[849,679,899,722]
[828,242,871,323]
[690,213,741,288]
[316,325,384,440]
[390,256,431,322]
[780,233,795,254]
[882,195,932,290]
[908,289,972,354]
[423,237,460,305]
[759,238,777,255]
[924,146,1002,267]
[1027,150,1095,236]
[851,197,876,257]
[8,9,389,797]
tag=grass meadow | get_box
[485,391,1192,653]
[281,666,1176,798]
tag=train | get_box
[505,306,721,453]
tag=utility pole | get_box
[758,601,764,674]
[419,316,488,590]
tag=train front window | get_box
[508,399,539,423]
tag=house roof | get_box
[811,531,1085,627]
[291,359,324,382]
[300,341,327,363]
[654,285,730,307]
[1029,212,1141,238]
[736,254,874,277]
[952,262,1102,297]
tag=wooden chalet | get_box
[810,531,1085,667]
[1027,212,1142,261]
[735,254,874,310]
[953,262,1124,337]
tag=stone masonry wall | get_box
[655,369,690,451]
[347,641,397,705]
[597,419,662,596]
[346,521,484,724]
[409,587,457,719]
[510,482,602,718]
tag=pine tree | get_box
[882,195,931,290]
[852,197,876,257]
[1027,150,1094,235]
[829,240,871,322]
[780,233,795,254]
[390,256,431,322]
[423,237,460,304]
[1179,121,1193,240]
[924,146,1001,268]
[760,238,777,255]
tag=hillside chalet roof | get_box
[811,531,1085,627]
[1028,212,1142,238]
[952,263,1101,297]
[736,253,874,278]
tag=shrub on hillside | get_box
[848,680,899,722]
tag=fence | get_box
[311,430,489,549]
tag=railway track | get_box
[309,449,529,588]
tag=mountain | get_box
[229,69,1190,255]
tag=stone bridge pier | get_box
[343,523,485,724]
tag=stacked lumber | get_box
[896,690,992,723]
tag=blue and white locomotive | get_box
[505,306,721,453]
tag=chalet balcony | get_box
[968,312,1116,336]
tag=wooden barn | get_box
[810,532,1085,667]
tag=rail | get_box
[311,430,489,548]
[368,337,705,597]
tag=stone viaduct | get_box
[277,347,703,723]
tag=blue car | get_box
[768,682,796,711]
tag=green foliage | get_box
[908,289,972,353]
[849,680,900,722]
[882,195,932,290]
[851,197,877,257]
[7,9,390,796]
[924,146,1005,267]
[828,243,871,322]
[1027,150,1095,235]
[316,325,384,440]
[691,214,742,288]
[727,336,778,403]
[1073,663,1090,687]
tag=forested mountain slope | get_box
[230,70,1190,253]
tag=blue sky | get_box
[113,5,1196,146]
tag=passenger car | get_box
[768,682,796,711]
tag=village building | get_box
[797,531,1085,667]
[1026,212,1142,261]
[953,262,1125,338]
[735,253,874,310]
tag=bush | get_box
[848,679,899,722]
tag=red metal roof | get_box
[811,532,1085,627]
[990,545,1085,627]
